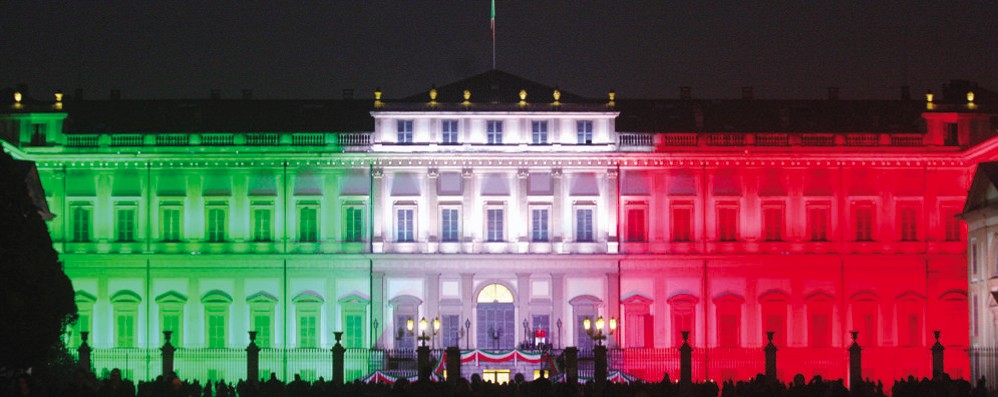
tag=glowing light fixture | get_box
[967,91,975,103]
[54,91,63,102]
[925,90,934,103]
[429,86,438,106]
[406,318,414,332]
[419,317,428,332]
[583,317,592,331]
[374,88,383,108]
[432,317,441,332]
[462,89,471,106]
[552,88,561,106]
[519,89,527,107]
[608,90,616,107]
[13,91,22,103]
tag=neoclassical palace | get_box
[2,72,996,386]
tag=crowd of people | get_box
[6,368,994,397]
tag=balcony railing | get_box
[616,131,943,151]
[62,132,372,151]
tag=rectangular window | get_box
[810,313,831,347]
[531,208,549,242]
[252,314,271,348]
[344,206,364,242]
[116,313,136,348]
[71,313,91,348]
[162,206,181,242]
[441,120,459,144]
[252,208,272,242]
[116,207,136,242]
[672,206,692,242]
[626,208,646,242]
[717,310,740,347]
[397,120,413,143]
[807,206,829,242]
[206,207,226,242]
[943,206,963,241]
[717,206,737,242]
[299,206,319,242]
[575,208,594,242]
[299,314,318,348]
[487,120,503,144]
[207,312,226,348]
[576,120,593,144]
[72,205,92,242]
[487,208,504,242]
[441,208,460,242]
[899,205,918,241]
[854,204,874,241]
[763,206,783,241]
[345,314,363,348]
[396,208,415,242]
[441,315,461,348]
[531,121,548,144]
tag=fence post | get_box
[564,347,579,385]
[78,331,92,372]
[247,331,260,383]
[848,331,862,391]
[446,346,462,383]
[332,332,346,385]
[417,345,431,382]
[594,344,608,396]
[679,331,692,384]
[161,331,176,377]
[764,331,778,381]
[931,330,945,378]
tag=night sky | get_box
[2,1,996,101]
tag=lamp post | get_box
[464,318,472,349]
[582,316,617,346]
[583,316,617,396]
[556,318,563,349]
[372,319,380,349]
[409,317,440,383]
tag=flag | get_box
[491,0,496,41]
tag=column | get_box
[371,271,385,349]
[848,331,862,390]
[446,346,462,382]
[517,273,531,343]
[605,168,619,253]
[161,331,176,377]
[551,273,565,348]
[606,272,620,347]
[461,168,476,252]
[426,168,439,249]
[764,331,777,381]
[371,167,385,251]
[932,330,945,377]
[461,273,475,349]
[426,272,441,346]
[247,331,260,382]
[551,169,563,247]
[332,332,345,385]
[680,331,692,384]
[78,332,92,372]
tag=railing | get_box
[800,134,836,146]
[618,133,653,147]
[67,134,99,147]
[845,134,879,146]
[110,134,143,147]
[706,134,746,146]
[292,133,325,146]
[156,134,190,146]
[246,134,280,146]
[891,134,924,146]
[661,133,699,146]
[201,134,235,146]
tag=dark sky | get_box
[2,1,996,101]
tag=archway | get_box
[477,283,515,350]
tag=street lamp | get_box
[582,316,617,346]
[415,317,440,347]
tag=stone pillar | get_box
[679,331,692,384]
[372,271,385,349]
[246,331,260,382]
[446,346,462,383]
[332,332,345,385]
[417,345,431,382]
[78,331,92,372]
[848,331,862,390]
[594,344,608,395]
[564,346,579,385]
[931,330,945,378]
[606,272,620,347]
[161,331,176,377]
[764,331,778,381]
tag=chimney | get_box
[210,89,221,100]
[901,85,911,100]
[827,87,839,100]
[74,88,83,101]
[342,88,355,100]
[241,89,253,100]
[741,87,754,100]
[680,86,692,100]
[110,89,121,100]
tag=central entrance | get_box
[477,283,515,350]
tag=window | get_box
[70,292,96,349]
[626,208,646,242]
[71,205,92,242]
[116,206,136,242]
[299,315,318,348]
[248,292,277,348]
[760,293,788,347]
[441,315,462,348]
[715,295,743,348]
[202,290,232,349]
[339,294,369,349]
[531,121,548,144]
[161,205,182,242]
[577,120,593,144]
[623,295,653,348]
[807,295,833,348]
[807,205,829,242]
[851,297,878,347]
[942,206,963,241]
[298,205,319,242]
[252,207,272,242]
[898,204,918,241]
[762,206,783,241]
[487,208,504,242]
[206,207,226,242]
[854,203,874,241]
[344,206,364,242]
[897,298,923,347]
[487,120,503,144]
[669,295,697,346]
[441,120,459,144]
[396,208,415,242]
[717,206,737,242]
[672,205,692,242]
[397,120,413,143]
[441,208,460,242]
[111,291,141,349]
[575,208,594,242]
[531,208,549,242]
[156,291,188,348]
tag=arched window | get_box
[668,294,699,347]
[622,294,653,348]
[156,291,188,347]
[714,293,744,348]
[247,292,278,348]
[111,290,142,348]
[339,294,370,349]
[390,295,422,349]
[759,290,789,347]
[69,291,97,348]
[570,295,602,351]
[896,292,925,347]
[293,291,324,348]
[478,283,515,350]
[850,292,879,347]
[938,290,968,347]
[806,292,834,348]
[201,290,233,348]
